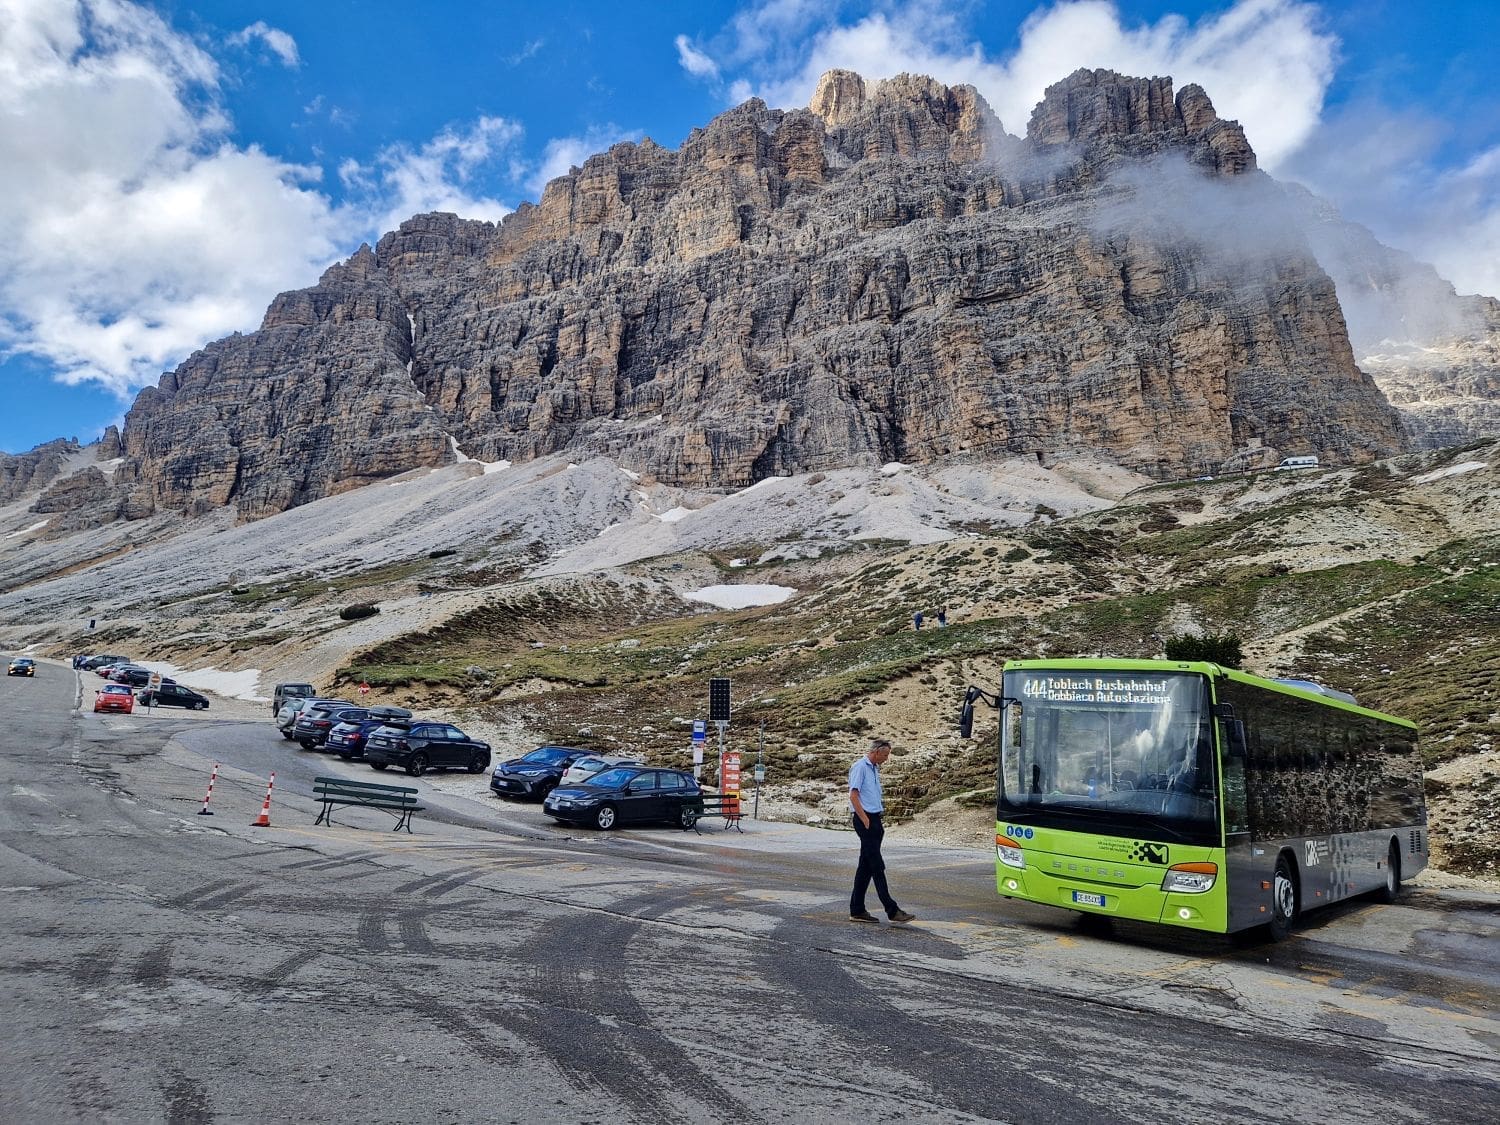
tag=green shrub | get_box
[1164,630,1243,667]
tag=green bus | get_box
[959,658,1428,940]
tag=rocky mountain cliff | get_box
[27,67,1498,525]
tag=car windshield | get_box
[588,768,639,788]
[523,748,570,764]
[102,685,131,694]
[570,758,603,771]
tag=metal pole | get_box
[753,722,764,820]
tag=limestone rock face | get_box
[116,68,1446,518]
[0,440,79,503]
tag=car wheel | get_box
[370,762,389,771]
[407,753,429,777]
[194,700,207,710]
[297,741,314,751]
[593,804,618,830]
[678,806,699,830]
[1377,841,1402,904]
[280,731,294,740]
[467,752,487,773]
[1268,853,1299,941]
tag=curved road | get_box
[2,658,1497,1123]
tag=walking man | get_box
[848,737,916,924]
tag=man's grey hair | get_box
[870,738,892,751]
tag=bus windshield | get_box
[1000,669,1217,837]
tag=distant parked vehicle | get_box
[365,721,491,777]
[543,765,704,830]
[1277,455,1320,470]
[271,682,316,716]
[294,703,372,750]
[490,746,593,800]
[137,684,209,710]
[93,684,135,714]
[110,666,173,688]
[325,707,414,759]
[559,753,643,788]
[83,654,131,671]
[8,657,36,677]
[275,697,352,740]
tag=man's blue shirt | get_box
[848,756,883,813]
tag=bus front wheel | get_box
[1268,854,1299,941]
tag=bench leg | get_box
[394,809,414,833]
[315,801,332,827]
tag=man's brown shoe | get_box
[889,910,916,923]
[849,911,879,923]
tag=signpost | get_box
[691,719,706,780]
[146,671,162,712]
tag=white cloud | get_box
[347,116,522,235]
[0,0,528,403]
[228,20,300,68]
[523,126,644,199]
[675,34,720,81]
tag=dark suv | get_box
[325,707,414,758]
[110,665,174,688]
[543,765,704,830]
[364,721,491,776]
[490,746,592,801]
[294,703,378,750]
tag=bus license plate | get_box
[1072,891,1106,908]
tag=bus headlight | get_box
[996,841,1026,869]
[1161,862,1217,894]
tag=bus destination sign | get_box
[1019,674,1174,707]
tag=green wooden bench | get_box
[693,793,743,833]
[313,776,424,833]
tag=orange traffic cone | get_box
[251,771,275,828]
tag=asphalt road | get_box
[3,658,1497,1123]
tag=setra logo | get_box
[1304,839,1330,866]
[1003,825,1035,840]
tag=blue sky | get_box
[2,0,1497,454]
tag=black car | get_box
[543,766,704,830]
[137,683,210,710]
[364,721,491,776]
[109,666,175,688]
[82,654,131,670]
[295,703,380,750]
[325,707,414,758]
[8,657,37,677]
[489,746,592,800]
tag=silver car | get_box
[275,697,352,740]
[559,753,643,788]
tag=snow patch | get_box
[880,462,909,475]
[5,520,48,540]
[659,507,695,523]
[137,661,267,701]
[1412,461,1486,484]
[683,584,796,609]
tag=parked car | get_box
[490,746,593,800]
[294,703,375,750]
[365,721,491,776]
[325,707,414,758]
[109,665,173,688]
[275,697,351,740]
[271,682,316,716]
[137,683,210,710]
[8,657,36,677]
[559,753,643,787]
[94,663,126,678]
[543,765,704,830]
[93,683,135,714]
[72,654,92,668]
[82,654,131,670]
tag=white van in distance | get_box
[1277,455,1320,470]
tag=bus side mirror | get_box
[1222,718,1247,759]
[959,687,976,739]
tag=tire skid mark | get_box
[399,912,435,955]
[192,883,259,911]
[133,938,175,987]
[258,948,320,993]
[417,867,488,898]
[161,1065,212,1125]
[75,942,120,989]
[753,915,1098,1123]
[358,911,387,953]
[278,851,383,873]
[504,884,753,1121]
[396,988,517,1065]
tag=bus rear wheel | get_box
[1268,854,1299,941]
[1377,841,1402,904]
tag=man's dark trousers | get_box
[851,812,900,916]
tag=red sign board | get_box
[721,751,741,816]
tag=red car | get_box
[94,684,135,714]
